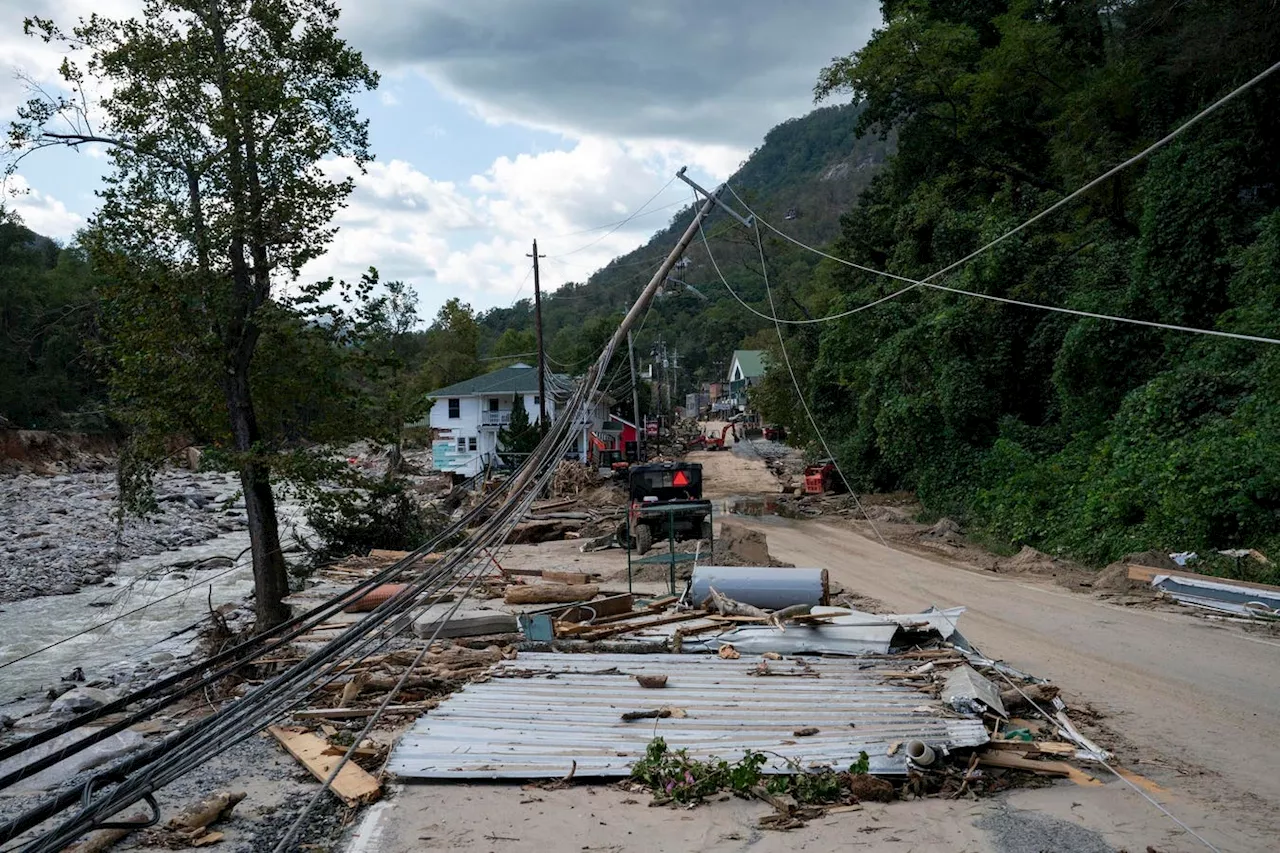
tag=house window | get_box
[532,395,540,406]
[468,437,477,452]
[447,398,460,419]
[489,398,500,412]
[456,436,466,453]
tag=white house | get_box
[421,362,609,477]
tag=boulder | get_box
[50,687,117,715]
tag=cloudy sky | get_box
[0,0,879,320]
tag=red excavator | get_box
[701,422,738,451]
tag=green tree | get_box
[420,297,481,390]
[350,272,427,475]
[7,0,378,628]
[497,394,542,455]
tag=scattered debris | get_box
[268,726,382,807]
[944,665,1007,717]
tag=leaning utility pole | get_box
[506,170,723,496]
[627,331,642,457]
[527,239,547,425]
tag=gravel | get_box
[0,469,248,603]
[975,805,1115,853]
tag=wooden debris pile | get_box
[550,461,600,496]
[505,494,625,544]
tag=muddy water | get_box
[0,508,309,700]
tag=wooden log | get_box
[267,727,382,806]
[541,570,592,585]
[63,813,149,853]
[168,791,246,832]
[505,583,599,605]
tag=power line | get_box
[552,176,679,258]
[713,55,1280,341]
[549,197,687,240]
[752,221,885,547]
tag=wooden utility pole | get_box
[505,175,722,497]
[627,331,642,458]
[527,239,547,425]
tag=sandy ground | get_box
[352,446,1278,853]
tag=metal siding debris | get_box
[808,606,966,639]
[1150,573,1280,617]
[387,653,988,779]
[689,566,829,609]
[943,664,1007,717]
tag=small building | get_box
[420,363,608,477]
[725,349,768,413]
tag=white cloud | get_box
[303,136,746,318]
[2,173,83,239]
[378,90,400,107]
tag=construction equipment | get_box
[762,424,787,442]
[618,462,712,555]
[702,422,738,451]
[803,460,840,495]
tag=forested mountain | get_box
[752,0,1280,569]
[476,103,893,385]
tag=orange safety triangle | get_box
[672,470,690,487]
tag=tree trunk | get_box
[224,369,290,630]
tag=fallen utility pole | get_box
[527,239,548,425]
[627,330,642,458]
[507,170,722,496]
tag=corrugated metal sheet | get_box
[388,653,988,779]
[1152,573,1280,617]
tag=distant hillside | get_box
[477,103,891,390]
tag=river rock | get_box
[50,686,118,714]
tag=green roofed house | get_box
[419,362,609,477]
[724,349,767,414]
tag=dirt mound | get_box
[1005,545,1055,571]
[1094,562,1145,592]
[1122,549,1180,571]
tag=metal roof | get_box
[387,652,988,779]
[425,364,572,399]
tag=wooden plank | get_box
[976,750,1098,785]
[576,611,709,640]
[1128,564,1280,593]
[267,726,381,806]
